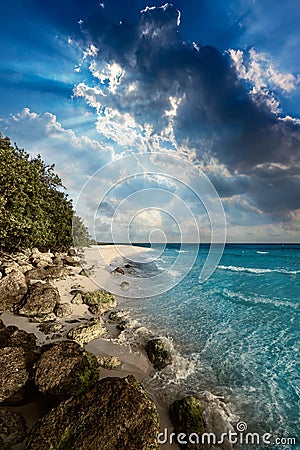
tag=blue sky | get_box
[1,0,300,242]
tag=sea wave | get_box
[218,265,300,275]
[256,251,269,254]
[223,289,299,310]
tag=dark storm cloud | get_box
[81,3,300,217]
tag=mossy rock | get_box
[170,396,206,450]
[145,338,172,370]
[83,290,116,315]
[34,341,99,404]
[25,376,160,450]
[66,319,107,345]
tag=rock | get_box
[34,341,99,404]
[54,303,72,318]
[30,249,54,268]
[68,247,77,257]
[108,310,126,322]
[0,269,27,311]
[24,375,160,450]
[29,313,57,323]
[145,338,172,370]
[62,255,81,267]
[71,292,83,304]
[38,322,63,334]
[95,355,122,370]
[79,268,90,277]
[25,266,70,283]
[83,290,116,315]
[0,325,38,364]
[112,266,125,275]
[0,436,10,450]
[67,319,107,345]
[169,396,206,450]
[0,408,27,446]
[47,266,71,279]
[116,321,128,331]
[120,281,130,290]
[0,324,38,405]
[17,282,59,317]
[24,267,48,282]
[0,347,30,405]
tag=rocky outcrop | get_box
[145,338,172,370]
[170,396,206,450]
[0,324,38,363]
[0,408,27,446]
[34,341,99,404]
[25,266,71,283]
[0,347,31,405]
[0,322,39,405]
[25,375,160,450]
[67,319,107,345]
[16,282,59,318]
[0,269,27,311]
[83,290,116,315]
[30,248,54,268]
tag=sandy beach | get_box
[0,244,179,450]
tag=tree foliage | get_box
[0,134,82,252]
[72,215,96,248]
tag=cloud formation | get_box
[72,3,300,225]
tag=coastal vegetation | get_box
[0,133,92,252]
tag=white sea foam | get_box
[223,289,299,310]
[256,251,269,254]
[218,265,300,275]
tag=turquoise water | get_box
[124,244,300,449]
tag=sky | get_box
[1,0,300,243]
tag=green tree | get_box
[0,134,75,252]
[72,215,95,248]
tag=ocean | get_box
[118,244,300,449]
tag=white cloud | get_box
[83,44,99,60]
[2,108,115,198]
[229,48,300,114]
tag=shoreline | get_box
[0,244,181,450]
[0,244,238,449]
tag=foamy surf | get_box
[218,265,300,275]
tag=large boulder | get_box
[0,323,39,405]
[0,324,38,363]
[170,396,206,450]
[67,319,107,345]
[16,282,59,317]
[25,266,71,283]
[145,338,172,370]
[25,375,160,450]
[0,347,31,405]
[0,269,27,311]
[83,290,116,315]
[34,341,99,404]
[0,408,27,446]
